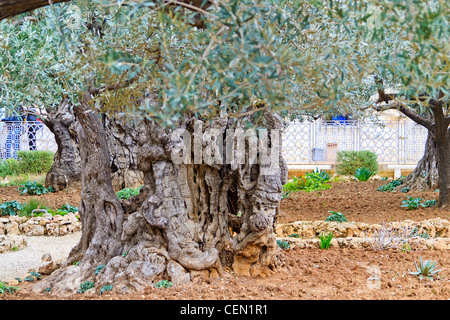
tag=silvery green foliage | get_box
[0,0,448,122]
[409,256,442,280]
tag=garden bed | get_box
[1,179,449,300]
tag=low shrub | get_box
[336,150,379,176]
[16,151,54,175]
[0,151,54,177]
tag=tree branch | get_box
[0,0,70,20]
[0,0,213,21]
[373,101,434,130]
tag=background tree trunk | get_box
[42,101,82,191]
[34,100,288,295]
[395,131,439,191]
[44,103,144,191]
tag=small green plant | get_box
[410,228,430,239]
[78,281,95,293]
[154,280,173,288]
[377,178,403,192]
[288,233,300,238]
[59,203,78,212]
[20,198,50,217]
[421,199,437,208]
[24,271,42,282]
[100,285,113,295]
[276,239,290,250]
[95,265,106,275]
[400,187,410,193]
[0,200,23,216]
[409,256,442,280]
[116,186,142,200]
[282,169,332,195]
[401,196,423,210]
[18,181,54,196]
[318,232,333,249]
[325,210,347,222]
[0,281,19,294]
[354,167,374,181]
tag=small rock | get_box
[42,253,52,262]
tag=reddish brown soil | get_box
[1,180,449,301]
[279,180,448,224]
[0,186,81,211]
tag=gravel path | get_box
[0,232,81,282]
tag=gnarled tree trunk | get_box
[44,102,144,191]
[34,96,288,295]
[396,131,439,191]
[42,102,82,191]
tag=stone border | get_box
[275,218,450,251]
[0,213,81,237]
[275,218,450,239]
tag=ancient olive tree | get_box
[0,0,307,294]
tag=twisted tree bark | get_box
[43,101,144,191]
[34,94,288,295]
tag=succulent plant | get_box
[409,256,442,280]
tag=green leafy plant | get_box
[24,271,42,282]
[336,151,379,176]
[59,203,78,212]
[377,178,403,192]
[100,285,113,295]
[401,187,410,193]
[276,240,290,250]
[18,181,54,196]
[421,199,437,208]
[0,200,23,216]
[0,281,19,294]
[325,211,347,222]
[116,186,142,200]
[401,197,423,210]
[409,257,442,280]
[78,281,95,293]
[282,169,332,196]
[354,167,374,181]
[154,280,173,288]
[318,232,333,249]
[95,265,106,275]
